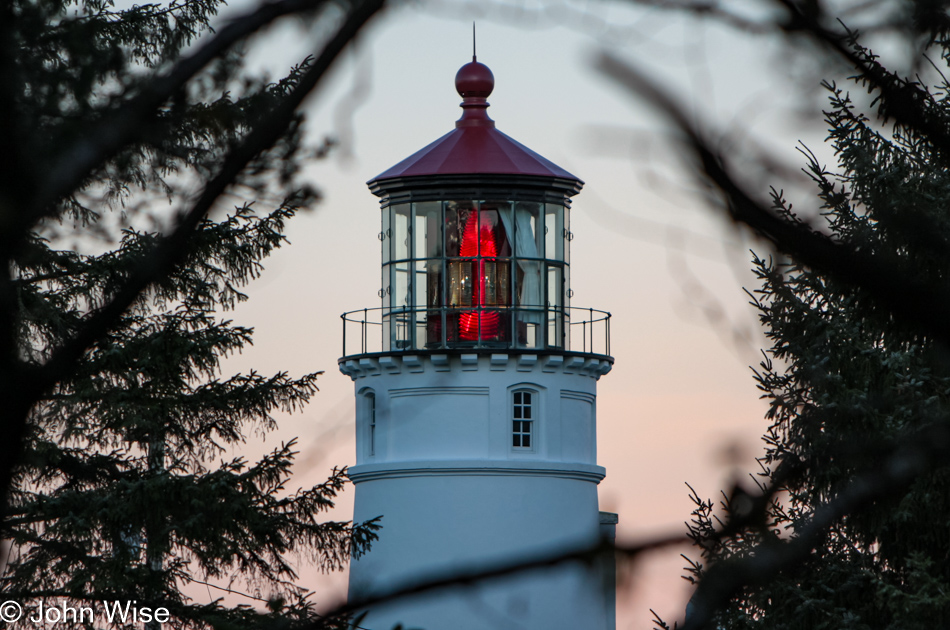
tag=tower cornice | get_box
[338,350,613,381]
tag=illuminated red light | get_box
[459,210,500,340]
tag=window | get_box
[512,390,533,449]
[362,391,376,457]
[369,394,376,456]
[380,200,572,352]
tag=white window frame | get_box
[360,389,377,458]
[511,389,536,452]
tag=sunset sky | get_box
[214,3,834,627]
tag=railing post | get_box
[363,307,368,354]
[588,308,593,354]
[341,313,346,356]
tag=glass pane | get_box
[445,201,476,257]
[392,309,412,350]
[513,202,543,260]
[516,309,543,348]
[563,207,571,265]
[393,262,410,309]
[459,205,480,257]
[393,204,411,262]
[517,261,542,307]
[480,202,512,258]
[545,204,565,261]
[524,392,532,405]
[547,309,562,348]
[523,434,530,448]
[564,308,571,352]
[444,310,462,344]
[425,307,443,348]
[547,265,564,348]
[564,265,570,309]
[426,260,442,308]
[381,263,390,307]
[415,202,442,259]
[458,308,502,344]
[381,206,391,265]
[483,260,510,306]
[414,261,428,312]
[547,265,563,309]
[414,309,427,350]
[485,309,509,344]
[448,260,475,307]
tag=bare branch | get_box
[594,52,950,351]
[17,0,337,238]
[319,532,687,626]
[624,0,778,33]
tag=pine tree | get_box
[7,207,379,629]
[1,0,380,628]
[664,27,950,630]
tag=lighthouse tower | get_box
[339,56,615,630]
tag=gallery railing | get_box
[341,306,611,358]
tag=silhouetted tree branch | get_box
[0,0,385,522]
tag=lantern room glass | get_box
[380,200,571,351]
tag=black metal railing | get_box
[341,306,610,357]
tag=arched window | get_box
[511,390,534,450]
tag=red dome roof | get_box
[369,59,582,188]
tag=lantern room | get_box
[376,198,570,350]
[342,57,609,356]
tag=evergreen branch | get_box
[677,421,950,630]
[770,0,950,160]
[79,0,216,22]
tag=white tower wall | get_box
[341,352,613,630]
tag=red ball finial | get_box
[455,59,494,98]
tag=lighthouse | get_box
[339,55,616,630]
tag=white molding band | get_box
[388,386,490,398]
[348,460,607,484]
